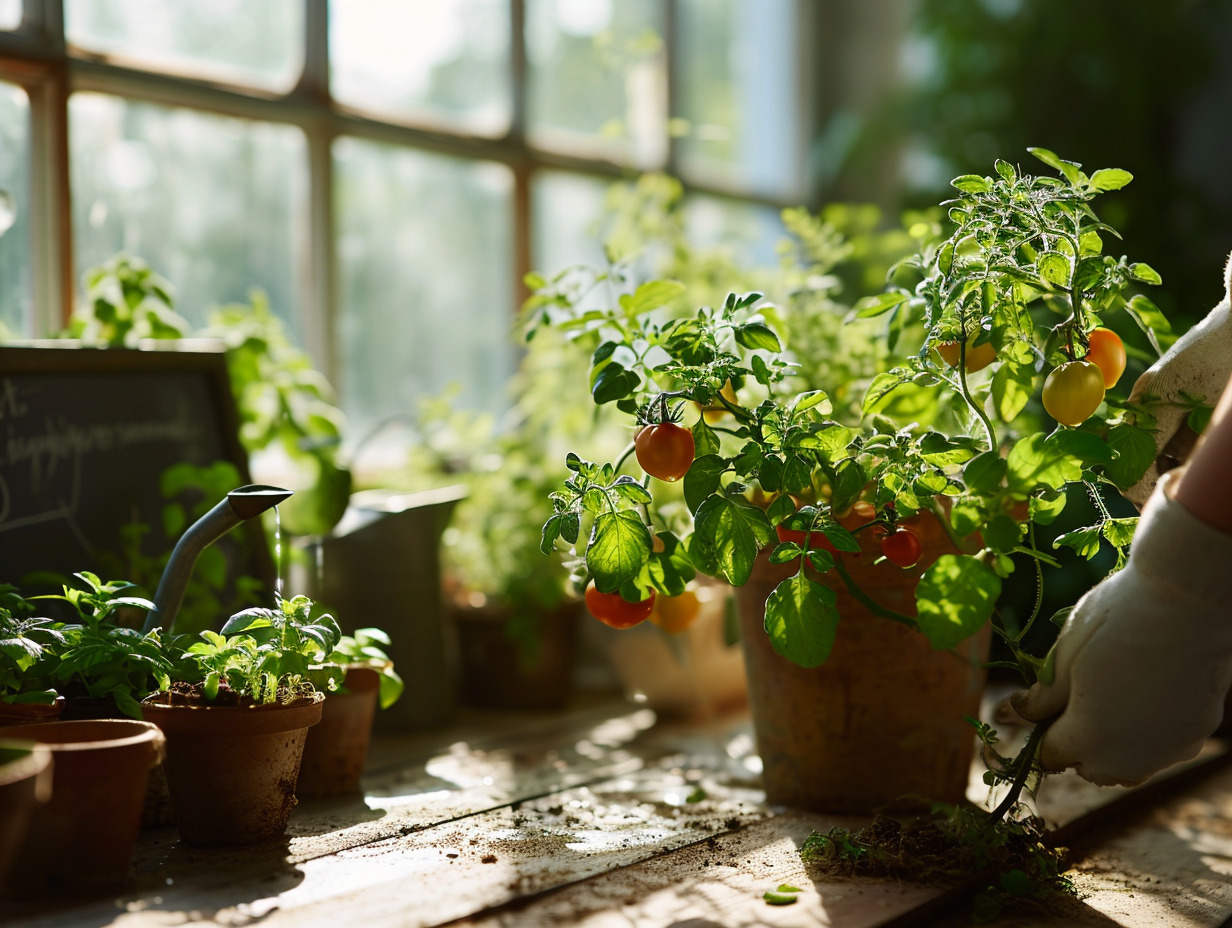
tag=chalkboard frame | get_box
[0,341,276,602]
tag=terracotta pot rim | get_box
[141,693,324,736]
[140,692,325,712]
[0,719,164,754]
[0,740,52,786]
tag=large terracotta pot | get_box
[451,600,580,710]
[141,694,323,847]
[0,719,164,897]
[0,741,52,888]
[297,667,380,798]
[736,508,989,812]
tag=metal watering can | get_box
[140,485,292,635]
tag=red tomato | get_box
[880,528,923,568]
[1042,360,1105,427]
[1084,327,1127,389]
[935,339,996,373]
[635,422,695,482]
[847,500,877,524]
[585,582,655,629]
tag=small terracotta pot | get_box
[141,695,323,847]
[0,719,164,897]
[736,508,989,813]
[0,741,53,888]
[451,600,580,710]
[297,667,380,798]
[0,697,65,726]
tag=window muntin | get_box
[0,80,29,336]
[335,137,514,436]
[64,0,304,92]
[330,0,511,134]
[69,93,309,334]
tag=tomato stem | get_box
[831,559,918,629]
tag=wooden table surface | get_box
[4,694,1232,928]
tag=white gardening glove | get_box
[1124,251,1232,507]
[1011,469,1232,786]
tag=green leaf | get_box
[684,454,728,514]
[854,291,908,319]
[1046,429,1113,466]
[647,532,696,596]
[791,390,832,416]
[1129,262,1162,285]
[915,555,1001,650]
[1125,294,1174,354]
[1099,425,1153,489]
[991,361,1033,422]
[734,322,781,352]
[764,892,799,906]
[1088,168,1133,192]
[1054,525,1102,560]
[1006,434,1081,494]
[618,279,686,317]
[1101,517,1137,548]
[994,160,1016,183]
[963,451,1007,495]
[950,174,990,193]
[863,369,914,413]
[1037,252,1070,287]
[586,511,652,593]
[763,573,839,668]
[1028,147,1082,184]
[983,514,1023,554]
[691,417,721,458]
[590,363,641,405]
[693,495,775,586]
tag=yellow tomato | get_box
[700,380,739,424]
[649,589,701,634]
[1042,360,1106,427]
[935,339,996,373]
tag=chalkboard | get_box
[0,343,275,622]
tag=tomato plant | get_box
[1042,360,1106,427]
[635,421,695,482]
[880,529,923,568]
[585,582,655,629]
[934,339,996,373]
[1084,327,1127,389]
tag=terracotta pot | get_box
[0,741,53,888]
[0,719,164,897]
[0,697,65,725]
[297,667,380,798]
[451,600,580,710]
[735,508,989,813]
[141,694,323,847]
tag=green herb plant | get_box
[174,593,342,705]
[535,150,1172,898]
[35,572,173,719]
[311,627,405,711]
[0,585,65,706]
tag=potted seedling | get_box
[535,150,1167,823]
[298,625,403,798]
[0,585,66,724]
[141,593,338,846]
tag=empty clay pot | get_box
[0,741,53,888]
[297,666,380,798]
[0,719,164,897]
[141,695,323,846]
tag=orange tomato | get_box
[1084,327,1127,389]
[648,589,701,634]
[935,339,996,373]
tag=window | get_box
[0,1,813,440]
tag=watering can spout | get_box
[141,485,292,635]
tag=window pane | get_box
[65,0,303,91]
[531,170,610,280]
[527,0,667,167]
[0,82,30,336]
[0,0,21,31]
[335,139,513,440]
[676,0,803,199]
[331,0,510,134]
[70,94,308,335]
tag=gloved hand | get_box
[1124,251,1232,507]
[1011,469,1232,786]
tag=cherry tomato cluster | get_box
[1041,327,1125,427]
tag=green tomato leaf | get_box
[983,514,1023,554]
[1129,262,1162,285]
[1046,429,1113,466]
[693,495,775,586]
[915,555,1001,650]
[1101,517,1137,548]
[734,321,782,352]
[684,454,729,514]
[854,291,909,319]
[764,573,839,668]
[691,418,721,458]
[791,390,832,416]
[1037,252,1070,287]
[586,511,652,593]
[1125,294,1175,354]
[1054,525,1102,560]
[647,532,696,596]
[963,451,1008,495]
[1006,434,1081,494]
